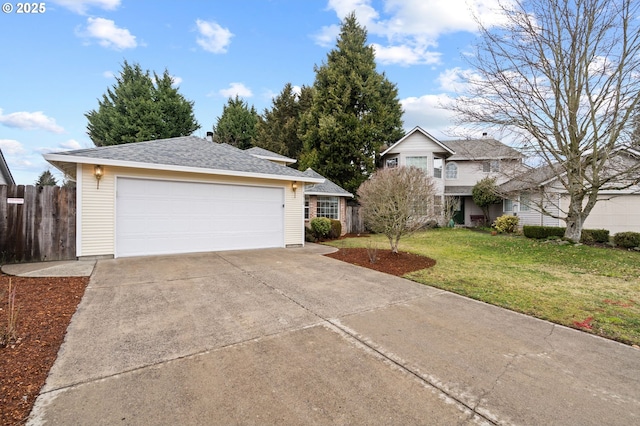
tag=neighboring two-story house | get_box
[380,126,640,234]
[380,126,524,226]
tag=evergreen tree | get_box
[299,12,404,195]
[86,61,200,146]
[255,83,312,160]
[212,96,259,149]
[472,177,501,223]
[35,170,57,186]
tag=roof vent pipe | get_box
[206,131,214,142]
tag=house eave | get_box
[43,154,324,184]
[305,191,354,198]
[251,154,297,164]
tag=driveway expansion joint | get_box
[218,255,500,424]
[328,318,500,425]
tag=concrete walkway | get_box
[20,246,640,425]
[2,259,96,277]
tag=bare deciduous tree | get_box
[450,0,640,242]
[358,167,437,254]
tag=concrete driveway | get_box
[29,246,640,425]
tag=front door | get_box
[452,197,465,224]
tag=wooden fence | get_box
[345,205,366,234]
[0,185,76,263]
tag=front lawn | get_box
[329,228,640,346]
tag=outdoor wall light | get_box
[292,181,298,196]
[94,165,103,189]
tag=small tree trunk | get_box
[388,234,400,254]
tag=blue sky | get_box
[0,0,507,185]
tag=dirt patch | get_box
[0,274,88,426]
[324,247,436,276]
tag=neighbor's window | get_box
[520,193,531,212]
[386,158,398,168]
[445,162,458,179]
[433,158,443,178]
[304,195,310,219]
[483,160,500,172]
[317,196,339,219]
[504,199,513,212]
[406,156,428,172]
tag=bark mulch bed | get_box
[324,247,436,276]
[0,274,88,426]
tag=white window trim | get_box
[316,196,339,220]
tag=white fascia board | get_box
[42,154,324,184]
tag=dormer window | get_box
[386,158,398,168]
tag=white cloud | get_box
[292,86,302,96]
[401,94,457,137]
[170,75,183,86]
[437,67,483,93]
[80,17,137,50]
[313,24,341,48]
[219,83,253,98]
[59,139,82,150]
[322,0,509,65]
[372,43,440,66]
[0,139,26,155]
[0,109,64,133]
[50,0,120,14]
[103,70,115,79]
[195,19,233,54]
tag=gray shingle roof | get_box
[498,164,560,193]
[48,136,313,179]
[443,139,523,161]
[302,168,353,197]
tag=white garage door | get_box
[116,178,284,257]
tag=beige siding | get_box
[79,164,115,257]
[563,193,640,234]
[284,182,304,246]
[387,132,443,154]
[78,164,302,257]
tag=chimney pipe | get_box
[206,131,214,142]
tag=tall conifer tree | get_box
[255,83,312,160]
[299,12,404,194]
[86,61,200,146]
[212,96,259,149]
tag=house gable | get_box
[0,148,15,185]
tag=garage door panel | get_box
[116,178,284,257]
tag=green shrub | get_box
[580,229,610,244]
[493,215,520,234]
[523,225,566,239]
[329,219,342,239]
[613,232,640,249]
[310,217,332,239]
[304,226,317,243]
